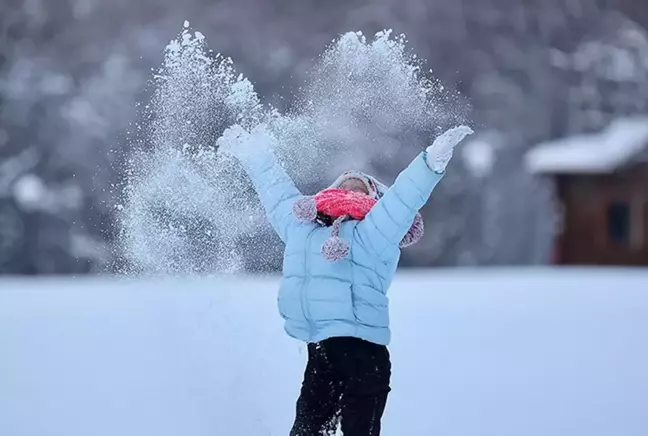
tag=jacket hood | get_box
[327,170,388,200]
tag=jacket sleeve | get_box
[236,147,302,243]
[355,151,443,260]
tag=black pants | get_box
[290,337,391,436]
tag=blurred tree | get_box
[552,11,648,134]
[0,0,145,273]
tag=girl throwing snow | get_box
[217,123,473,435]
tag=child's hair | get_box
[316,212,335,227]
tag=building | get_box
[526,117,648,265]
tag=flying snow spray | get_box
[119,22,466,275]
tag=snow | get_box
[525,116,648,174]
[122,27,464,275]
[12,173,47,210]
[1,269,647,436]
[461,135,496,178]
[555,13,648,82]
[573,40,639,81]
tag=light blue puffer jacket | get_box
[239,148,443,346]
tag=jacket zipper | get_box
[301,230,315,338]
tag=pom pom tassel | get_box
[292,196,317,221]
[321,215,350,262]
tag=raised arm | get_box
[217,124,302,243]
[356,126,473,259]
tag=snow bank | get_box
[525,116,648,174]
[1,269,647,436]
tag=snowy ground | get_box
[1,268,647,436]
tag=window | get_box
[607,202,631,245]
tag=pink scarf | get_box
[292,188,424,262]
[314,188,377,221]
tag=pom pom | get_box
[322,236,350,262]
[400,213,424,248]
[292,196,317,221]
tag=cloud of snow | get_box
[119,24,468,275]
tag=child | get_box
[217,124,473,435]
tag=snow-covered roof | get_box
[525,116,648,174]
